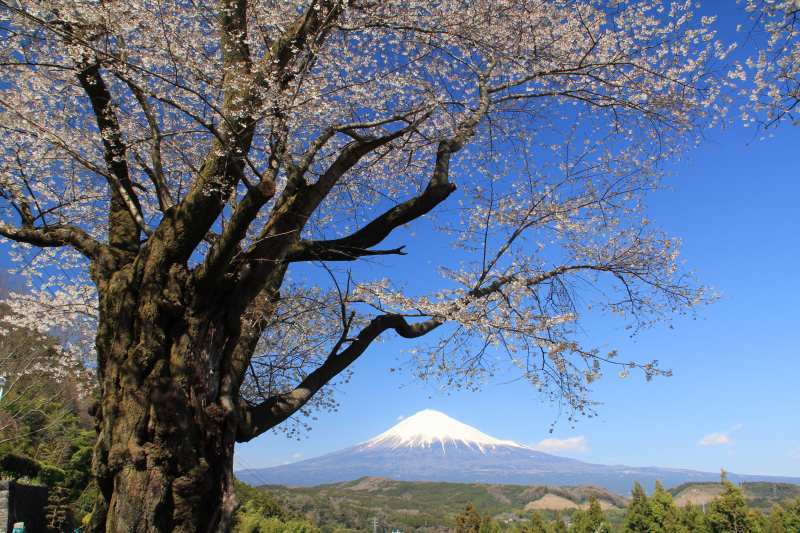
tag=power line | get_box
[233,453,274,488]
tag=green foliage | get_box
[525,511,548,533]
[679,503,708,533]
[550,514,569,533]
[570,497,611,533]
[480,517,502,533]
[622,481,687,533]
[765,505,786,533]
[233,480,319,533]
[622,482,650,532]
[265,477,625,531]
[235,480,287,520]
[0,307,95,525]
[456,503,485,533]
[261,476,800,532]
[705,476,761,533]
[0,452,41,479]
[235,507,319,533]
[782,497,800,532]
[649,482,687,533]
[764,497,800,533]
[669,481,800,512]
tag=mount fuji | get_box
[236,409,800,494]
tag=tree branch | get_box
[118,74,172,211]
[234,70,495,440]
[283,169,457,263]
[0,221,106,261]
[150,0,345,269]
[77,61,147,250]
[282,77,492,264]
[235,118,429,282]
[286,243,408,262]
[237,314,441,441]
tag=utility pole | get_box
[371,517,378,533]
[0,375,6,401]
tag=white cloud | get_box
[532,436,588,454]
[699,432,731,446]
[698,424,743,447]
[291,452,303,460]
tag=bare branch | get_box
[238,116,431,275]
[238,313,441,440]
[283,76,492,264]
[117,74,172,211]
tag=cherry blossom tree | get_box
[0,1,729,531]
[743,0,800,124]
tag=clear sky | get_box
[236,115,800,477]
[235,4,800,478]
[0,3,797,481]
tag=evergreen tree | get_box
[622,482,651,532]
[570,497,610,533]
[622,481,687,533]
[456,504,484,533]
[782,497,800,532]
[705,474,759,533]
[479,516,501,533]
[765,505,786,533]
[680,503,709,533]
[750,509,767,533]
[550,513,568,533]
[525,511,548,533]
[649,481,688,532]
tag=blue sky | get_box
[236,117,800,477]
[236,4,800,478]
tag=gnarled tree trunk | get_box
[89,264,243,533]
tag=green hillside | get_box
[670,481,800,511]
[261,477,627,531]
[256,478,800,532]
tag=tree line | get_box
[455,477,800,533]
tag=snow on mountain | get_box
[361,409,524,453]
[236,409,800,492]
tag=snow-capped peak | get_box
[362,409,526,453]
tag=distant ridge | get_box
[237,409,800,493]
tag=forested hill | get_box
[264,477,624,531]
[670,481,800,509]
[259,477,800,532]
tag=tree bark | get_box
[88,263,242,533]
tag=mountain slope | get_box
[364,409,523,451]
[237,410,800,493]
